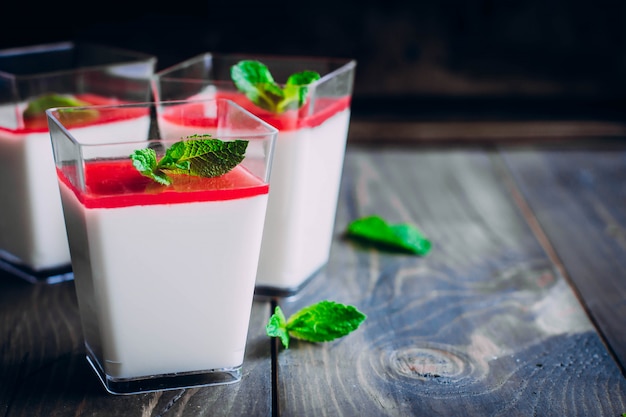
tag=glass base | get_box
[0,251,73,284]
[254,266,322,298]
[86,352,242,395]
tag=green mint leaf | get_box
[158,134,248,178]
[231,60,320,114]
[267,301,367,349]
[231,60,284,112]
[23,93,91,119]
[286,70,321,106]
[131,148,171,186]
[346,215,432,256]
[266,306,290,348]
[275,86,299,114]
[287,301,367,343]
[130,135,248,185]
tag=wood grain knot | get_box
[389,344,473,382]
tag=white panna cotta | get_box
[57,161,269,382]
[156,91,352,294]
[255,109,350,291]
[0,98,149,274]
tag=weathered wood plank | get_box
[275,146,626,417]
[0,274,272,416]
[501,146,626,375]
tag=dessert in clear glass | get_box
[46,98,277,395]
[0,41,156,283]
[154,53,356,296]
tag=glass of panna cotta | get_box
[0,41,156,284]
[153,53,356,297]
[46,98,277,395]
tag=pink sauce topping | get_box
[1,94,145,134]
[58,160,268,209]
[160,90,351,131]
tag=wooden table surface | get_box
[1,119,626,416]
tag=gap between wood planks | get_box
[270,298,280,417]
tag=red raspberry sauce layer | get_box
[160,91,351,131]
[58,160,268,209]
[1,94,147,134]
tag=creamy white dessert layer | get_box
[0,128,70,270]
[59,180,268,379]
[157,107,351,291]
[0,116,149,271]
[255,109,350,289]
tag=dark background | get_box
[3,0,626,120]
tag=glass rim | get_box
[0,41,156,80]
[45,97,279,148]
[154,52,357,88]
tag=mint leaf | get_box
[266,301,367,349]
[346,215,431,256]
[157,134,248,178]
[230,60,284,112]
[131,148,171,185]
[23,93,92,119]
[265,305,290,348]
[288,301,367,343]
[286,70,321,107]
[231,60,320,114]
[130,134,248,185]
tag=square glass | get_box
[154,53,356,296]
[0,41,156,283]
[46,98,277,395]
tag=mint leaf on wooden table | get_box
[345,215,432,256]
[266,301,367,349]
[230,60,320,114]
[131,134,248,186]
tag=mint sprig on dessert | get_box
[131,134,248,186]
[23,93,93,119]
[266,300,367,349]
[230,60,320,114]
[345,215,432,256]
